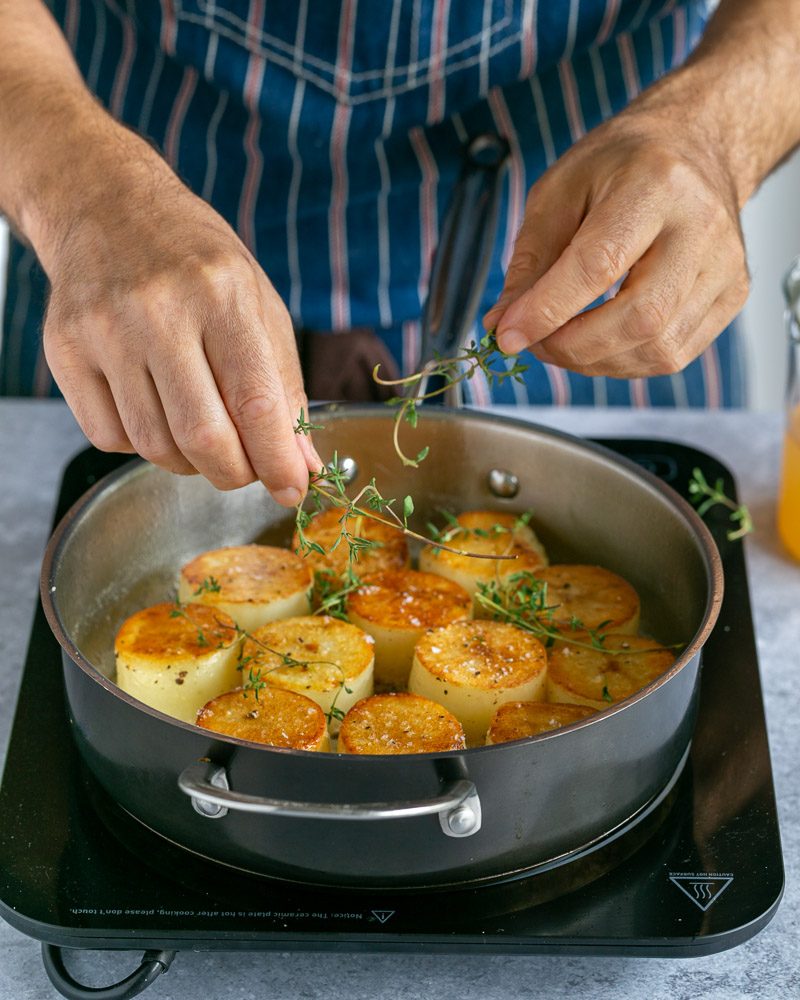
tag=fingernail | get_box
[497,328,529,355]
[272,486,303,507]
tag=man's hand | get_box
[484,0,800,377]
[0,0,319,505]
[41,132,319,503]
[484,96,749,377]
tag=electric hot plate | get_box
[0,440,784,999]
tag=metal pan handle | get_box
[178,761,481,838]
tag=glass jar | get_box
[778,259,800,560]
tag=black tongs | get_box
[417,133,509,406]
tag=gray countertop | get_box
[0,400,798,1000]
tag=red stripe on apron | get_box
[596,0,622,46]
[409,127,440,317]
[109,12,137,120]
[164,66,198,166]
[329,0,357,329]
[487,88,523,273]
[427,0,451,125]
[238,0,266,254]
[159,0,177,56]
[701,344,722,409]
[520,0,538,78]
[617,33,640,100]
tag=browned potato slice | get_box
[115,602,240,723]
[409,620,548,745]
[346,569,472,688]
[179,545,312,631]
[338,692,465,755]
[532,564,640,635]
[197,686,330,751]
[547,634,676,710]
[292,508,409,579]
[418,510,548,608]
[486,701,596,745]
[241,615,374,726]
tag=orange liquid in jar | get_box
[778,406,800,560]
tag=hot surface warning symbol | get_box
[668,873,734,911]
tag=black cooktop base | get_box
[0,440,784,966]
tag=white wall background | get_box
[1,152,798,409]
[740,152,800,410]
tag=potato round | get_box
[531,564,640,635]
[179,544,312,631]
[346,569,472,688]
[241,615,374,725]
[547,634,676,710]
[293,508,409,579]
[419,510,548,607]
[409,620,548,745]
[115,602,240,723]
[196,686,330,751]
[338,692,466,755]
[486,701,596,745]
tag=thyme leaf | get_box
[294,407,324,435]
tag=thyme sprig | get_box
[295,457,516,564]
[475,571,680,658]
[474,572,612,653]
[688,467,753,541]
[372,331,529,467]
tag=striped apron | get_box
[0,0,744,406]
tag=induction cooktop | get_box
[0,440,784,1000]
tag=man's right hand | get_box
[0,0,318,506]
[41,128,318,504]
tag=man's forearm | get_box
[0,0,154,274]
[636,0,800,208]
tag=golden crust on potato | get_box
[115,601,237,661]
[347,569,472,630]
[409,620,548,745]
[486,701,596,745]
[418,510,548,598]
[197,686,330,751]
[292,508,409,578]
[412,620,546,691]
[242,616,374,691]
[347,569,473,689]
[114,602,241,723]
[531,564,640,635]
[547,633,676,710]
[178,545,312,630]
[338,693,466,755]
[240,615,374,724]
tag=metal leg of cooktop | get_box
[41,944,177,1000]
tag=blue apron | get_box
[1,0,743,406]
